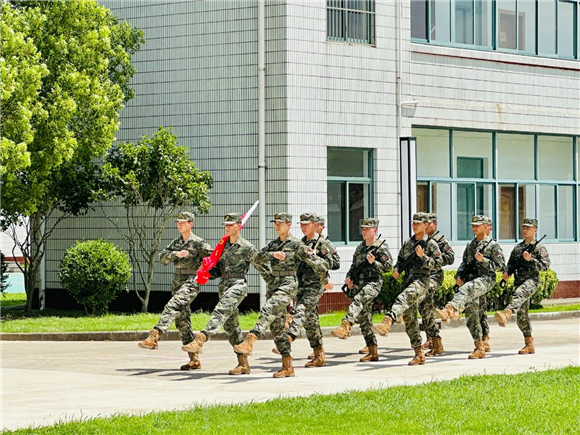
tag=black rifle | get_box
[499,234,547,289]
[393,233,436,278]
[453,238,494,292]
[341,236,385,298]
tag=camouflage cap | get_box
[299,213,318,224]
[427,213,437,222]
[471,215,487,226]
[360,218,379,228]
[175,211,194,223]
[412,212,429,223]
[223,213,242,225]
[317,216,326,225]
[486,216,493,226]
[270,212,292,223]
[522,217,538,227]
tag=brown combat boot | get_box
[331,320,352,339]
[229,354,251,375]
[359,344,379,362]
[435,304,461,322]
[307,351,315,359]
[305,347,326,368]
[181,332,207,354]
[494,308,513,327]
[233,332,257,355]
[426,336,444,357]
[409,346,426,365]
[518,337,535,354]
[138,328,160,349]
[180,353,202,370]
[482,335,491,352]
[422,336,433,350]
[359,346,369,354]
[371,316,393,337]
[273,356,295,378]
[468,341,486,359]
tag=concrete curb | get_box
[1,310,578,342]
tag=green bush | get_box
[377,269,558,312]
[59,240,131,315]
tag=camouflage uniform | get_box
[155,234,212,344]
[505,239,551,337]
[287,234,340,350]
[418,231,454,339]
[450,236,505,341]
[343,239,392,348]
[388,234,442,349]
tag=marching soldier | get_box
[495,218,551,355]
[372,212,442,365]
[138,212,212,370]
[331,218,392,363]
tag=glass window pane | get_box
[539,185,556,239]
[558,1,575,58]
[328,182,345,242]
[538,0,557,54]
[518,184,536,239]
[497,133,534,179]
[499,184,516,239]
[431,0,451,42]
[411,0,428,39]
[453,131,493,179]
[417,182,429,212]
[456,0,474,44]
[558,185,574,239]
[498,0,517,49]
[538,136,574,180]
[327,3,344,41]
[476,183,494,218]
[432,182,452,238]
[328,148,370,177]
[348,183,369,242]
[457,183,475,240]
[474,0,493,47]
[415,128,450,178]
[517,0,537,52]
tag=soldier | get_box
[372,212,442,365]
[435,215,505,359]
[138,212,212,370]
[331,218,392,363]
[495,218,551,355]
[419,213,454,357]
[478,216,494,352]
[180,213,261,375]
[233,212,308,378]
[286,213,340,368]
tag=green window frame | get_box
[327,0,376,46]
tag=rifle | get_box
[341,236,386,298]
[452,238,494,292]
[393,233,436,278]
[499,234,546,289]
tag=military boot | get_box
[229,354,251,375]
[273,356,295,378]
[331,320,352,339]
[307,351,315,359]
[180,353,202,370]
[272,347,281,355]
[426,336,444,357]
[482,335,491,352]
[233,332,257,355]
[138,328,161,349]
[494,308,513,327]
[371,315,393,337]
[468,341,486,359]
[359,346,369,354]
[359,344,379,362]
[518,337,535,354]
[409,346,426,365]
[422,336,433,350]
[435,304,461,322]
[305,347,326,368]
[181,332,207,354]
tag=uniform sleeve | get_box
[440,239,455,267]
[455,242,471,278]
[253,242,275,265]
[370,244,393,273]
[323,240,341,271]
[393,243,408,273]
[481,242,505,273]
[159,241,177,265]
[346,249,359,278]
[532,244,551,272]
[506,248,519,276]
[209,259,222,279]
[419,240,442,270]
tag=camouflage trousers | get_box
[287,285,325,350]
[155,274,200,345]
[507,278,540,338]
[344,281,382,347]
[479,295,489,337]
[389,277,430,349]
[451,276,495,342]
[418,277,443,339]
[203,278,248,348]
[251,277,298,358]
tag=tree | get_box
[0,1,143,313]
[100,127,213,312]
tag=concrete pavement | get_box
[1,317,579,431]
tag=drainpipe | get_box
[258,0,266,308]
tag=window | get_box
[327,1,376,45]
[411,0,428,40]
[327,148,373,244]
[414,128,579,242]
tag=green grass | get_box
[3,367,579,434]
[0,292,27,307]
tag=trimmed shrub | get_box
[59,240,131,315]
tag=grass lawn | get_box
[0,292,27,307]
[1,293,579,334]
[4,367,579,434]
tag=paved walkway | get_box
[1,317,579,431]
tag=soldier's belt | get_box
[358,273,381,282]
[272,270,296,277]
[222,273,246,279]
[176,269,197,275]
[516,272,539,279]
[408,269,430,276]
